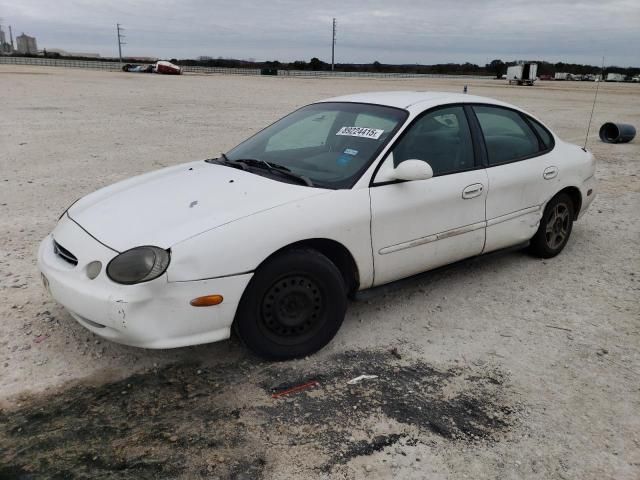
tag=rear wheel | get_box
[234,248,347,360]
[529,193,574,258]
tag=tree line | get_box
[166,57,640,78]
[13,51,640,77]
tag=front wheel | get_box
[529,193,574,258]
[234,248,347,360]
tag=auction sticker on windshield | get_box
[336,126,384,140]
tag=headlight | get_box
[106,246,170,285]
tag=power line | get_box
[116,23,126,63]
[331,18,336,71]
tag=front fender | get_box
[167,189,374,288]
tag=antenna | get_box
[584,56,605,150]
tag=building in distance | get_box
[16,33,38,54]
[0,25,14,54]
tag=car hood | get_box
[68,160,326,252]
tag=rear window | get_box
[527,117,554,150]
[473,106,541,165]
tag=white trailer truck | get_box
[606,73,625,82]
[507,63,538,85]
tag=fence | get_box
[183,65,261,75]
[0,56,491,80]
[277,70,491,80]
[0,56,263,74]
[0,56,122,71]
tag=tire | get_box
[529,192,574,258]
[234,248,347,360]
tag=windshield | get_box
[225,102,408,189]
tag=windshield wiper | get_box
[209,152,248,171]
[209,155,314,187]
[233,158,314,187]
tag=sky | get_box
[1,0,639,67]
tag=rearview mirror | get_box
[391,160,434,181]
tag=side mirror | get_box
[391,159,434,181]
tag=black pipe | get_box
[599,122,636,143]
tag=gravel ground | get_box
[0,66,638,479]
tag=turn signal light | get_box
[190,295,224,307]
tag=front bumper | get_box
[37,215,252,348]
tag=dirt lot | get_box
[0,66,639,479]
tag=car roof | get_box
[318,91,515,112]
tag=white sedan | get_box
[38,91,597,359]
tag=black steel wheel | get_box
[234,248,347,359]
[529,192,574,258]
[259,275,326,345]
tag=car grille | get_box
[53,240,78,266]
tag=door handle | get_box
[462,183,484,199]
[543,166,558,180]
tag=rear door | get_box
[471,105,558,253]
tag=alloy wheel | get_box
[545,202,571,250]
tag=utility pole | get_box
[331,18,336,71]
[116,23,126,63]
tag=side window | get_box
[527,116,553,150]
[473,106,540,165]
[391,106,474,176]
[266,111,338,152]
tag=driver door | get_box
[369,105,488,286]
